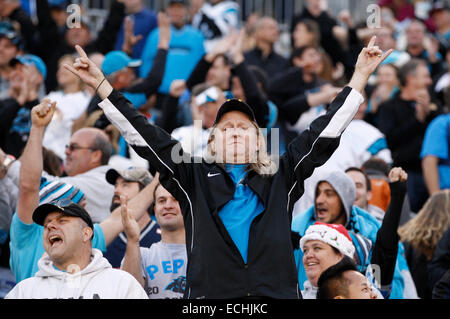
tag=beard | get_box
[110,201,121,212]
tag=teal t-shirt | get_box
[218,164,264,263]
[420,114,450,190]
[9,213,106,283]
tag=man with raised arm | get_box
[9,97,159,283]
[65,37,392,299]
[120,183,186,299]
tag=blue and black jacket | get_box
[97,86,364,298]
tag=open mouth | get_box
[306,262,318,267]
[316,207,328,217]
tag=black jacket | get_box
[98,86,363,298]
[185,55,269,128]
[269,67,327,125]
[428,227,450,295]
[402,241,432,299]
[0,98,39,157]
[377,92,440,172]
[35,0,125,92]
[244,47,290,79]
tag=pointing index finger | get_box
[75,44,89,59]
[367,36,377,49]
[63,63,79,77]
[379,48,393,64]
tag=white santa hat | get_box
[300,222,355,259]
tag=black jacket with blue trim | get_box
[98,86,363,299]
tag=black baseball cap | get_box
[0,21,23,49]
[214,98,256,126]
[430,1,449,16]
[33,198,94,232]
[106,167,152,187]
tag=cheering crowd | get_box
[0,0,449,299]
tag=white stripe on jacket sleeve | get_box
[318,88,364,139]
[98,98,148,148]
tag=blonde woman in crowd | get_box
[42,54,91,161]
[399,190,450,299]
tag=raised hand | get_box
[229,29,246,65]
[169,79,187,98]
[122,16,143,55]
[158,11,171,49]
[355,36,393,77]
[31,98,56,128]
[414,88,431,123]
[423,36,440,63]
[205,32,238,63]
[63,45,106,90]
[120,195,140,243]
[349,36,393,93]
[64,45,112,99]
[338,9,354,28]
[388,167,408,183]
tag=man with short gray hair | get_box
[244,16,289,77]
[43,127,115,223]
[10,123,115,223]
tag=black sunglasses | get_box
[65,144,96,152]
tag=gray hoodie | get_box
[315,170,356,227]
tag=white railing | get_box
[74,0,379,36]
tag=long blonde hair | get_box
[398,190,450,260]
[204,120,278,177]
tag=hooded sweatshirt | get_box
[291,171,415,299]
[6,249,148,299]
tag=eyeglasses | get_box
[51,198,74,209]
[65,144,96,152]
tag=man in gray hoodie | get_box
[292,168,419,299]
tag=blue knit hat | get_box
[39,177,86,205]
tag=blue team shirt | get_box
[139,24,205,94]
[218,164,264,264]
[420,113,450,190]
